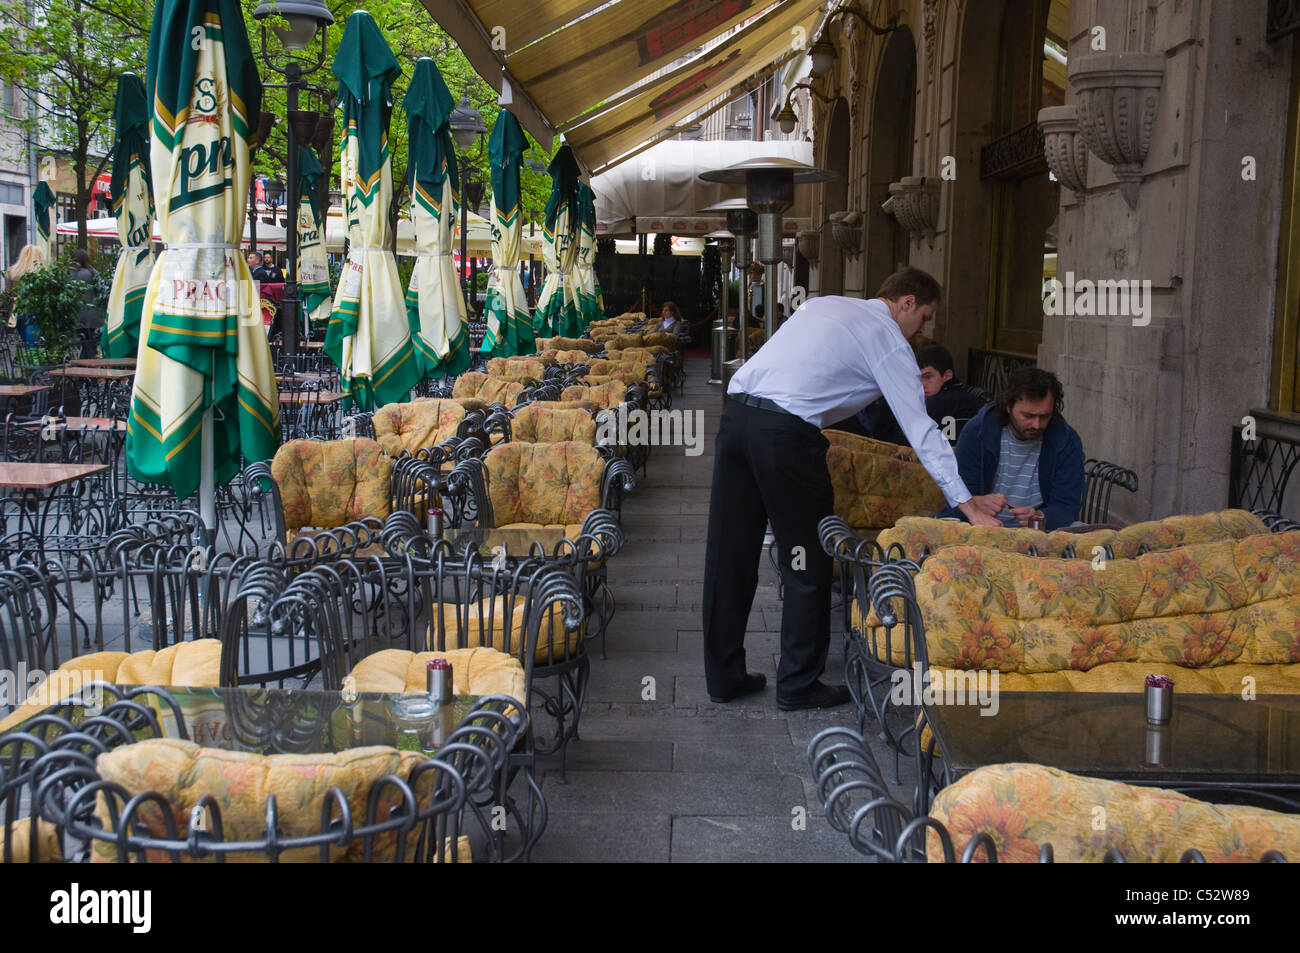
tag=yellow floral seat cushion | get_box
[821,429,945,533]
[373,400,465,457]
[529,399,601,414]
[271,438,394,532]
[452,372,525,407]
[0,640,223,733]
[605,347,667,361]
[916,532,1300,675]
[400,598,585,663]
[483,441,603,525]
[90,738,468,863]
[348,647,526,699]
[4,817,61,863]
[538,348,591,365]
[486,357,546,383]
[561,381,627,409]
[535,336,600,354]
[878,509,1270,562]
[509,404,597,444]
[929,763,1300,862]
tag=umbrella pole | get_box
[200,353,216,547]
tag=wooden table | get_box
[302,341,325,350]
[0,461,109,490]
[0,384,52,398]
[47,367,136,381]
[280,391,345,404]
[12,416,126,433]
[68,357,137,368]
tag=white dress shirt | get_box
[727,295,971,507]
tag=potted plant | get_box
[11,264,92,372]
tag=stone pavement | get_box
[530,358,910,862]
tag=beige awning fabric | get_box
[422,0,823,174]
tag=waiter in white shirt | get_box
[704,267,1002,711]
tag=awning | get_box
[421,0,824,174]
[591,139,814,236]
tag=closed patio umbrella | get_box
[534,145,582,338]
[33,181,55,261]
[481,109,533,357]
[403,56,469,380]
[574,181,603,327]
[126,0,280,531]
[101,72,155,358]
[295,144,331,340]
[324,10,418,410]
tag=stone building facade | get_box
[801,0,1299,523]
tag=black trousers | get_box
[702,399,834,698]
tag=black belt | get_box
[730,392,796,417]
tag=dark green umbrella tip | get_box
[332,9,400,105]
[488,110,527,165]
[404,57,455,131]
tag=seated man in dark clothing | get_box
[253,251,284,282]
[939,366,1085,530]
[858,344,989,444]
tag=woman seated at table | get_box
[650,301,683,335]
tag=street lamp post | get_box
[448,93,486,315]
[252,0,333,359]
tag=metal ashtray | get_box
[389,693,438,727]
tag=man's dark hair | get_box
[877,266,943,306]
[915,344,955,376]
[71,248,90,268]
[996,366,1064,425]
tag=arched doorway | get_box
[945,0,1069,383]
[865,27,916,296]
[818,97,851,295]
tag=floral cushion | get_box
[641,332,678,350]
[929,763,1300,862]
[452,372,525,406]
[510,405,597,444]
[91,739,435,863]
[605,347,666,361]
[561,381,627,409]
[483,441,603,525]
[372,400,465,457]
[536,336,599,354]
[916,532,1300,674]
[529,399,601,414]
[430,597,585,663]
[4,817,61,863]
[349,647,526,699]
[0,641,223,733]
[878,510,1269,562]
[822,429,945,532]
[486,357,546,383]
[538,349,592,365]
[272,438,394,531]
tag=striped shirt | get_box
[992,425,1042,526]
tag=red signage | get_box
[649,50,742,119]
[636,0,753,64]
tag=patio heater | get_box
[698,198,758,396]
[449,92,487,312]
[700,157,837,341]
[704,229,733,384]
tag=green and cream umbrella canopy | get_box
[324,10,418,409]
[534,144,582,338]
[101,72,156,359]
[403,56,469,379]
[295,144,331,338]
[481,109,533,357]
[574,181,603,327]
[32,181,55,261]
[126,0,279,504]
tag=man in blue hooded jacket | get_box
[940,366,1085,530]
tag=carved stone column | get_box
[1068,52,1164,208]
[1037,105,1089,203]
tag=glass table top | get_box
[924,692,1300,786]
[23,684,482,756]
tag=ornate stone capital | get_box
[796,230,821,264]
[1038,105,1089,203]
[887,176,941,248]
[828,211,863,259]
[1068,52,1164,208]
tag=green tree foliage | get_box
[12,260,92,361]
[0,0,555,251]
